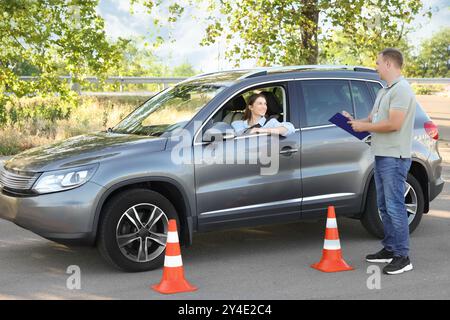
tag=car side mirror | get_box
[202,122,235,143]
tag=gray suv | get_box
[0,66,444,272]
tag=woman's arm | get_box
[252,126,287,135]
[251,119,295,136]
[231,120,247,136]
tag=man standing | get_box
[346,48,417,275]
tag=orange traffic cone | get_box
[152,219,198,294]
[311,206,354,272]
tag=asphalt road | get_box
[0,96,449,300]
[0,153,449,300]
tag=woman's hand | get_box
[250,127,273,134]
[250,127,265,134]
[250,127,288,135]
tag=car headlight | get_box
[32,164,99,194]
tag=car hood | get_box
[4,131,167,172]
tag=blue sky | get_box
[97,0,450,73]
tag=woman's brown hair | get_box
[243,93,267,121]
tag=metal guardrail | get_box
[19,76,186,83]
[81,91,158,97]
[19,76,186,92]
[18,76,450,97]
[406,78,450,84]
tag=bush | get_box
[412,84,445,95]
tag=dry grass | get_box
[0,96,146,155]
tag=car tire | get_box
[97,188,179,272]
[361,173,424,239]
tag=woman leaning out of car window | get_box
[231,93,295,136]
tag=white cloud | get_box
[99,0,255,72]
[150,6,258,72]
[407,0,450,50]
[102,13,136,39]
[107,0,132,13]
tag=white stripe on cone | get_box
[164,255,183,267]
[167,231,179,243]
[326,218,337,229]
[323,239,341,250]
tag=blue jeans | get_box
[374,156,412,257]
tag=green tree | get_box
[0,0,127,125]
[320,29,417,71]
[410,27,450,78]
[9,59,41,76]
[135,0,428,67]
[112,37,169,77]
[171,61,196,77]
[103,38,196,92]
[108,36,197,77]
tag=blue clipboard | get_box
[328,113,370,140]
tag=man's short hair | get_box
[380,48,404,68]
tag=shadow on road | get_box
[2,217,372,273]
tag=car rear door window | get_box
[351,81,373,119]
[367,81,383,99]
[301,80,352,127]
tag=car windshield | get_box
[111,83,225,136]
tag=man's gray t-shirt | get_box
[370,76,416,159]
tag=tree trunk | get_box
[300,0,319,65]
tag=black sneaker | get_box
[366,248,394,263]
[383,256,413,275]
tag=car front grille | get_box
[0,165,40,191]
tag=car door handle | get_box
[279,146,299,155]
[363,135,372,145]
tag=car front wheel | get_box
[97,189,179,272]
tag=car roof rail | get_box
[241,70,268,79]
[238,65,377,79]
[182,65,377,84]
[353,66,377,73]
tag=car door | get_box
[296,79,374,218]
[193,82,302,231]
